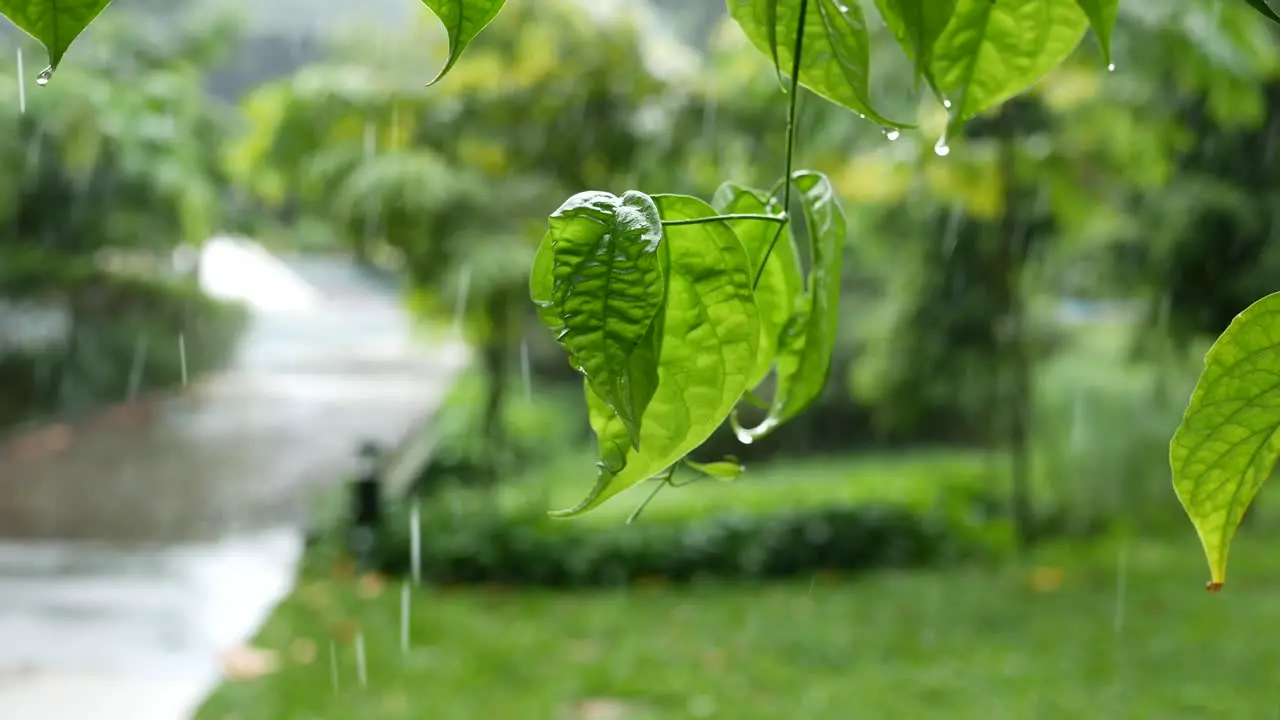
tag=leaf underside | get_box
[421,0,508,86]
[0,0,114,70]
[734,171,846,443]
[551,194,760,517]
[1171,291,1280,589]
[728,0,913,128]
[929,0,1089,128]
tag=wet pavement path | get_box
[0,239,467,719]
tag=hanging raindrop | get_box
[35,66,51,86]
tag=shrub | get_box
[361,483,1009,588]
[0,259,247,428]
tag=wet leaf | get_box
[1072,0,1119,64]
[1241,0,1280,24]
[728,0,912,128]
[684,458,745,480]
[530,233,561,335]
[540,191,666,447]
[0,0,113,70]
[552,195,760,517]
[711,183,803,390]
[735,172,845,442]
[421,0,508,86]
[930,0,1088,127]
[1171,291,1280,589]
[873,0,957,90]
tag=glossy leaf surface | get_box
[540,191,666,447]
[553,194,760,517]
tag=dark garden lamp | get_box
[349,440,384,571]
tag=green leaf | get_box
[552,194,760,517]
[873,0,957,90]
[738,0,784,84]
[421,0,508,86]
[542,191,666,448]
[712,183,804,390]
[1171,292,1280,590]
[1242,0,1280,23]
[530,232,561,335]
[734,171,845,443]
[1072,0,1119,65]
[930,0,1089,127]
[684,458,745,481]
[727,0,912,128]
[0,0,113,71]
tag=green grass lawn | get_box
[197,529,1280,719]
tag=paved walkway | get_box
[0,238,467,718]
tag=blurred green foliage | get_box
[6,0,1280,534]
[0,16,248,428]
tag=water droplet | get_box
[934,136,950,157]
[942,98,952,109]
[35,66,51,86]
[1107,63,1116,72]
[882,128,901,141]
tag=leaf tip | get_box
[1205,580,1224,593]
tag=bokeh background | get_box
[3,0,1280,717]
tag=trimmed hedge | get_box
[359,485,1009,588]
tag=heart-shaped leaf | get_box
[537,191,667,448]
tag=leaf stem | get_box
[626,466,677,525]
[753,0,808,290]
[661,213,786,227]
